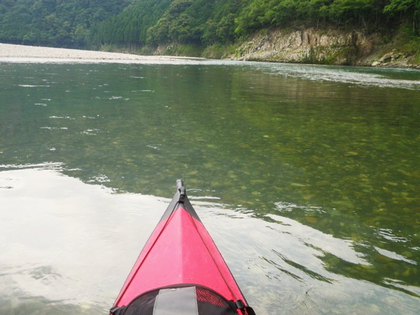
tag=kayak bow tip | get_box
[176,179,186,203]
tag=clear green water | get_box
[0,60,419,314]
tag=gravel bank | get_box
[0,43,198,63]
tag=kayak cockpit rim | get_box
[110,284,255,315]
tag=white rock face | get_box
[232,28,419,68]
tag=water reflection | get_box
[0,166,165,314]
[0,294,104,315]
[1,166,418,314]
[1,61,419,314]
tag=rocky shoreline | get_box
[230,28,420,69]
[2,38,419,69]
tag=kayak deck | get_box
[111,180,255,315]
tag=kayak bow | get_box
[110,180,255,315]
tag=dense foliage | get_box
[235,0,420,35]
[0,0,419,49]
[92,0,242,47]
[0,0,131,47]
[91,0,172,47]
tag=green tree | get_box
[168,13,201,43]
[384,0,420,34]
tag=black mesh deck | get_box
[111,285,238,315]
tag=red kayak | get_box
[110,180,255,315]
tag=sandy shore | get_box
[0,43,200,63]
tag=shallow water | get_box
[0,60,419,314]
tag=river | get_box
[0,59,419,314]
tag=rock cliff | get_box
[231,28,420,68]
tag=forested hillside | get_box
[0,0,419,52]
[91,0,243,48]
[0,0,131,47]
[93,0,420,48]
